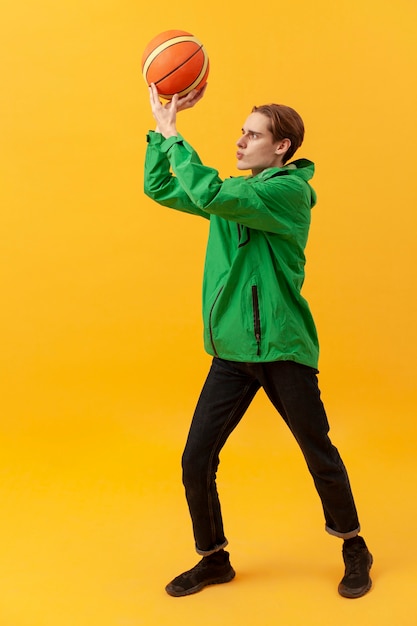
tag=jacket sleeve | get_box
[144,131,210,220]
[163,136,312,235]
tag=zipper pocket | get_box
[209,286,224,357]
[251,285,261,356]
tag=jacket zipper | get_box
[209,286,224,357]
[251,285,261,356]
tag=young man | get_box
[144,84,373,599]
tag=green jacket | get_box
[144,131,319,368]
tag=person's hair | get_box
[252,104,305,164]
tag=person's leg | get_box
[260,360,359,536]
[166,358,260,597]
[182,357,260,554]
[259,360,372,598]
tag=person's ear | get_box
[275,138,291,155]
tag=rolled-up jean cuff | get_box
[325,524,361,539]
[195,540,228,556]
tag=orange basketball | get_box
[142,30,209,100]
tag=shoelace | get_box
[345,546,365,576]
[181,558,210,579]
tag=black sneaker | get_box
[165,550,236,597]
[338,536,373,598]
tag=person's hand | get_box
[176,83,207,112]
[149,83,207,138]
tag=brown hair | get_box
[252,104,305,164]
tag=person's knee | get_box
[182,449,201,485]
[182,448,213,489]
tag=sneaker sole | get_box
[165,568,236,597]
[338,553,373,599]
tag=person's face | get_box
[236,112,289,175]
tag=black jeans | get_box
[182,358,360,555]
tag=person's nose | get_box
[237,134,247,148]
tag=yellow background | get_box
[1,0,416,624]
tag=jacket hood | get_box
[253,159,317,208]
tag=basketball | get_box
[142,30,209,100]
